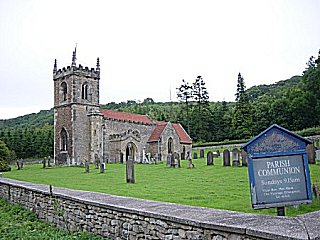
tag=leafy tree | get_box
[232,73,252,139]
[176,79,193,134]
[0,140,11,172]
[191,76,210,141]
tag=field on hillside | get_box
[2,153,320,217]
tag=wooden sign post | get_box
[242,124,313,215]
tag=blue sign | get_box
[242,124,312,209]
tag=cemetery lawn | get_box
[0,198,104,239]
[3,156,320,217]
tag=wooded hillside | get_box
[0,50,319,159]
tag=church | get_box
[53,49,192,165]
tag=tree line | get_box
[0,49,319,160]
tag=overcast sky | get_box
[0,0,319,120]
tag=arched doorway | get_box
[125,142,137,162]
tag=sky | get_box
[0,0,320,120]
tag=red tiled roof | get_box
[100,109,153,124]
[148,121,192,144]
[172,123,192,144]
[147,122,167,142]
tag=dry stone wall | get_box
[0,178,319,240]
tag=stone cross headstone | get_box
[223,149,230,166]
[200,149,204,158]
[241,150,248,167]
[85,160,90,173]
[100,163,105,173]
[193,152,198,159]
[307,143,316,164]
[207,151,214,165]
[232,148,240,167]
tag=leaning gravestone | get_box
[223,149,230,166]
[307,143,316,164]
[241,150,248,167]
[207,151,214,165]
[200,149,204,158]
[193,152,198,159]
[232,148,240,167]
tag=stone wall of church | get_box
[103,119,155,163]
[158,123,181,162]
[54,106,73,165]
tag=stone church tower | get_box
[53,49,103,165]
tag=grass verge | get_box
[2,156,320,217]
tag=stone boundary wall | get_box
[0,178,319,240]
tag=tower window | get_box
[60,128,68,151]
[82,83,89,100]
[61,82,67,101]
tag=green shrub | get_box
[0,160,11,172]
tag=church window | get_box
[61,82,67,101]
[168,138,173,154]
[60,128,68,151]
[82,83,89,100]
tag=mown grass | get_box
[3,155,320,217]
[0,198,104,240]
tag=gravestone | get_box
[232,148,240,167]
[223,149,230,166]
[171,152,181,168]
[16,161,21,170]
[241,150,248,167]
[186,152,194,168]
[126,158,135,183]
[315,138,319,147]
[42,157,46,169]
[85,160,90,173]
[100,163,105,173]
[207,151,214,165]
[47,156,51,167]
[200,149,204,158]
[193,152,198,159]
[316,150,320,161]
[307,143,316,164]
[167,154,172,167]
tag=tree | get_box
[176,79,193,134]
[232,73,252,139]
[191,76,210,141]
[0,140,11,172]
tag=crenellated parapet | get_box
[53,64,100,80]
